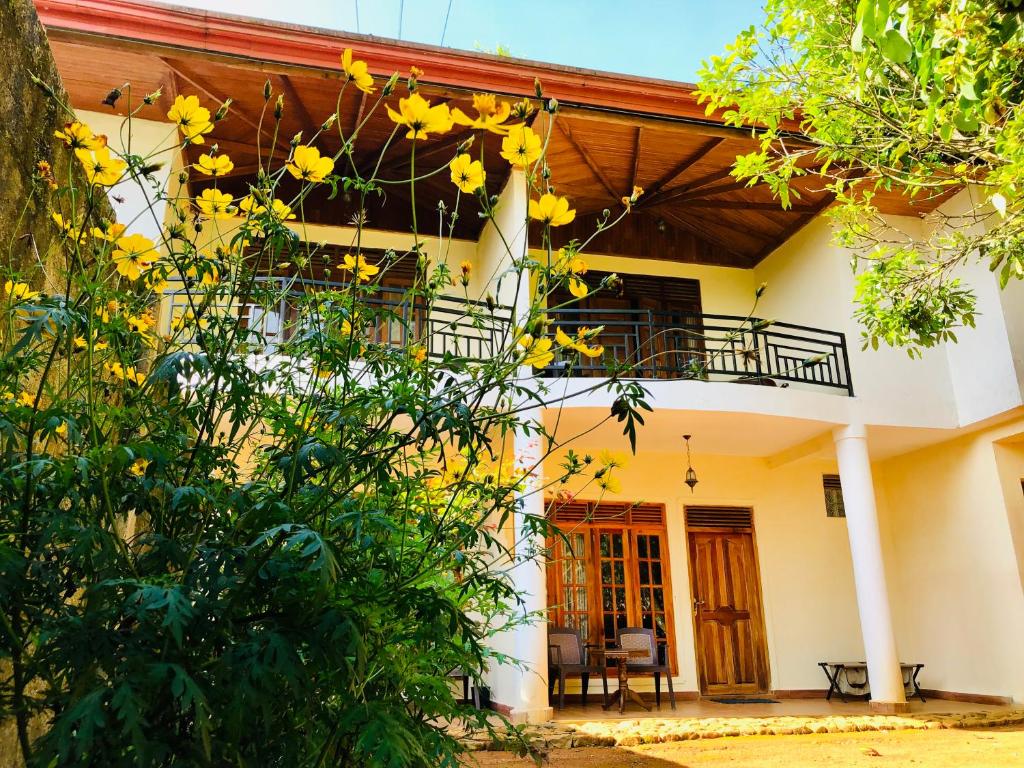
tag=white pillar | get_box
[833,424,908,712]
[505,407,553,722]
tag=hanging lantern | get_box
[683,434,698,493]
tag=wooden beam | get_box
[657,209,749,262]
[751,192,836,262]
[347,89,368,141]
[630,127,642,192]
[161,57,290,153]
[375,128,475,177]
[556,119,621,202]
[278,74,318,140]
[557,106,806,144]
[639,167,735,208]
[644,137,724,199]
[671,199,821,213]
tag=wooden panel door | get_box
[688,529,770,694]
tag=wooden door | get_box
[687,526,770,695]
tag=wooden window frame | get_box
[545,500,678,674]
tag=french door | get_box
[547,502,677,671]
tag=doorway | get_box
[686,506,771,695]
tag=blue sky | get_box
[177,0,765,82]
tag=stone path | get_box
[454,709,1024,752]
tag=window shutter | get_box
[823,474,846,518]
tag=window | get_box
[823,474,845,518]
[546,501,676,669]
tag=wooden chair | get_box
[616,626,676,709]
[448,668,481,708]
[548,627,609,709]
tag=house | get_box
[35,0,1024,724]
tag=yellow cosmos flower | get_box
[340,314,360,337]
[518,334,554,369]
[568,277,589,298]
[597,473,622,494]
[96,300,120,324]
[143,269,168,295]
[186,258,220,287]
[168,95,214,144]
[529,193,576,227]
[91,222,127,242]
[51,213,86,244]
[451,93,513,134]
[129,458,150,477]
[195,153,234,176]
[4,281,40,302]
[341,48,375,94]
[500,125,542,168]
[196,188,235,219]
[555,326,604,358]
[286,145,335,183]
[171,309,208,332]
[271,199,297,220]
[386,92,453,140]
[104,361,146,386]
[17,391,36,408]
[112,233,157,281]
[459,259,472,286]
[412,346,427,364]
[54,421,68,438]
[125,312,155,335]
[448,153,486,193]
[341,253,380,282]
[54,122,106,150]
[74,333,108,352]
[75,146,127,186]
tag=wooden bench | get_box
[819,661,925,703]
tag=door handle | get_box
[693,599,705,611]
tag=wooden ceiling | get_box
[39,0,958,268]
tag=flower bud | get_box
[382,72,400,96]
[322,114,338,131]
[263,79,272,101]
[547,97,559,113]
[143,88,162,105]
[215,99,232,121]
[755,281,767,298]
[274,95,284,120]
[534,78,543,98]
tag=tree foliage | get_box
[697,0,1024,353]
[0,60,664,766]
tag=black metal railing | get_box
[162,277,514,361]
[545,308,853,396]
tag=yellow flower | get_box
[168,95,214,144]
[568,277,589,298]
[340,314,359,337]
[386,93,453,140]
[17,391,35,408]
[196,188,235,219]
[129,457,150,477]
[448,153,486,193]
[239,194,265,216]
[91,222,127,242]
[54,421,68,438]
[412,346,427,364]
[341,48,375,94]
[96,300,120,324]
[286,145,335,183]
[143,269,168,295]
[74,333,108,352]
[500,124,542,168]
[54,122,106,150]
[125,311,155,335]
[555,327,603,358]
[112,233,157,281]
[51,213,86,243]
[186,257,220,288]
[75,146,126,186]
[598,449,626,469]
[459,259,472,286]
[195,153,235,176]
[171,309,208,332]
[4,281,40,302]
[597,473,622,494]
[451,93,513,133]
[518,334,554,369]
[271,199,297,221]
[529,193,576,227]
[341,253,380,282]
[105,361,146,386]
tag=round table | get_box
[600,649,652,714]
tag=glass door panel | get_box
[635,532,669,641]
[597,529,629,648]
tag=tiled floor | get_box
[552,696,1012,723]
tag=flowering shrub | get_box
[0,52,656,766]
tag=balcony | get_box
[546,308,854,396]
[160,279,853,396]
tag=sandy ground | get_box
[465,725,1024,767]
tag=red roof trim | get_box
[34,0,726,123]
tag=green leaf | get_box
[879,28,913,63]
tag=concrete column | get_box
[833,424,908,712]
[504,406,553,723]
